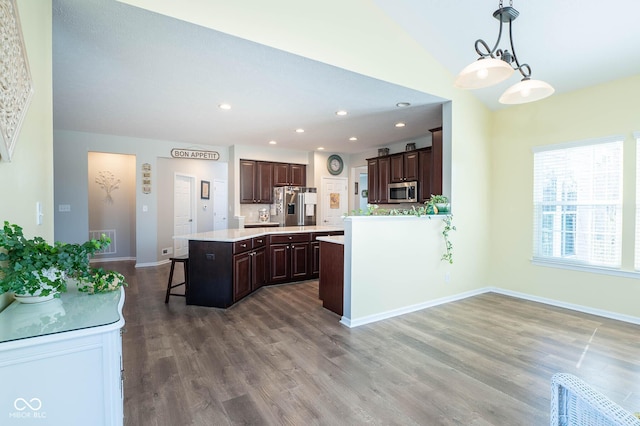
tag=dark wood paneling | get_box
[187,240,233,307]
[319,241,344,315]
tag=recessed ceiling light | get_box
[396,102,410,107]
[317,147,325,151]
[269,140,277,145]
[349,137,358,141]
[296,128,305,133]
[336,110,348,116]
[395,122,406,128]
[219,103,231,110]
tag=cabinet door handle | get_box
[288,236,292,240]
[241,243,247,248]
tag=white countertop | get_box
[176,225,344,242]
[317,235,344,245]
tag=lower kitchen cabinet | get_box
[268,233,310,283]
[187,230,343,308]
[310,231,344,278]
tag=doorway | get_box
[321,177,348,226]
[174,173,196,257]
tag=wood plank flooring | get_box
[103,261,640,425]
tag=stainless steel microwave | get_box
[388,181,418,203]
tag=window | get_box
[533,137,623,268]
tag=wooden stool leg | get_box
[183,260,189,296]
[165,260,176,304]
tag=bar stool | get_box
[165,256,189,303]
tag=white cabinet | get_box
[0,286,125,425]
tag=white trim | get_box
[340,288,490,328]
[489,287,640,326]
[530,258,640,279]
[633,131,640,140]
[90,256,136,264]
[531,134,624,153]
[135,259,171,268]
[340,286,640,328]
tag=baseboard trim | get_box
[341,286,640,328]
[135,259,171,268]
[488,287,640,326]
[342,288,489,328]
[90,256,136,264]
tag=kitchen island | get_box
[177,226,343,308]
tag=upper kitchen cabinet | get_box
[240,160,274,204]
[429,127,443,196]
[390,151,419,183]
[418,148,432,202]
[367,157,389,204]
[273,163,306,187]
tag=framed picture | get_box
[200,180,210,200]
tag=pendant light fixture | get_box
[454,0,554,104]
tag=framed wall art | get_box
[201,180,210,200]
[0,0,34,162]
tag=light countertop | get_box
[175,225,344,243]
[317,235,344,245]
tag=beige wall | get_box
[0,0,53,309]
[489,75,640,318]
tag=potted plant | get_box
[429,194,450,214]
[0,221,126,303]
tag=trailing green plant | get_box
[441,215,456,264]
[0,221,127,297]
[345,205,456,263]
[429,194,449,204]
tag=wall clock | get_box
[327,154,344,175]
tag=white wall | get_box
[54,130,229,266]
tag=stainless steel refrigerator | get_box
[271,187,317,227]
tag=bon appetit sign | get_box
[171,148,220,160]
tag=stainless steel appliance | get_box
[272,187,317,226]
[388,181,418,203]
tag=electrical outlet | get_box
[161,247,173,255]
[59,204,71,212]
[445,272,451,283]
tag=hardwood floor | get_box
[104,261,640,425]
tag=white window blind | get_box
[533,138,623,268]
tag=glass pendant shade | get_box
[454,58,514,89]
[499,78,555,104]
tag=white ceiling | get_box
[52,0,640,154]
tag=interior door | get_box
[174,174,195,257]
[321,177,348,226]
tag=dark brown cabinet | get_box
[309,231,345,278]
[232,237,266,302]
[268,233,310,283]
[240,160,273,204]
[319,241,344,316]
[390,151,419,183]
[429,127,443,196]
[367,157,389,203]
[273,163,306,186]
[418,148,432,202]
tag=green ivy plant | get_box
[0,221,127,297]
[346,204,456,263]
